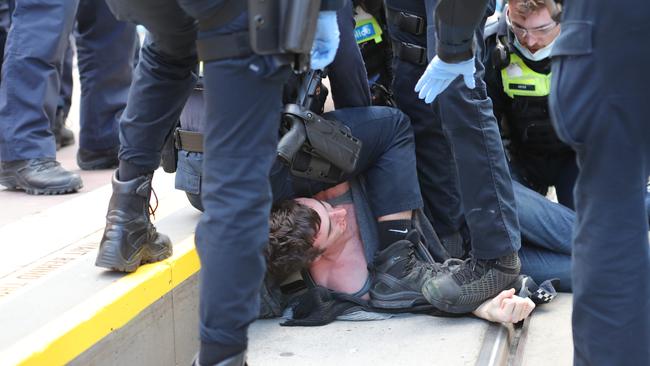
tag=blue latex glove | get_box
[414,56,476,104]
[310,11,340,70]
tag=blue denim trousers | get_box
[513,181,572,291]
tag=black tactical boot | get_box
[95,172,172,272]
[52,109,75,150]
[421,252,521,313]
[369,239,447,309]
[77,146,119,170]
[0,158,83,195]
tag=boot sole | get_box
[0,175,82,195]
[95,243,173,273]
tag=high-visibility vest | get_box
[501,53,551,98]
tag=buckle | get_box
[398,42,427,65]
[398,11,425,36]
[386,8,426,36]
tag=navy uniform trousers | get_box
[104,0,293,352]
[0,0,136,161]
[549,1,650,364]
[386,0,520,259]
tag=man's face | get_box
[506,4,560,53]
[296,198,347,251]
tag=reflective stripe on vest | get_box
[501,53,551,98]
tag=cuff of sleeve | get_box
[320,0,347,11]
[436,42,475,63]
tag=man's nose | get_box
[525,36,539,49]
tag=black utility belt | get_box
[175,129,203,153]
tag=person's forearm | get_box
[435,0,489,63]
[378,210,412,222]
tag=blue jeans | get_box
[513,181,572,291]
[0,0,135,161]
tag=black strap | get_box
[196,31,253,62]
[392,41,427,66]
[175,129,204,153]
[385,8,425,36]
[198,0,247,31]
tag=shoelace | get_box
[148,187,159,219]
[451,257,488,284]
[404,248,447,276]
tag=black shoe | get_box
[369,238,447,309]
[0,158,83,195]
[53,109,75,150]
[95,171,172,272]
[77,147,119,170]
[421,252,521,313]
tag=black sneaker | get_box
[77,146,119,170]
[369,239,447,309]
[421,252,521,313]
[0,158,83,195]
[95,171,172,272]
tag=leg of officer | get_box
[418,0,521,313]
[0,0,82,195]
[74,0,137,170]
[95,0,197,272]
[328,0,372,108]
[384,0,465,255]
[548,1,650,364]
[52,41,76,150]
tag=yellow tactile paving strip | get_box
[1,236,199,366]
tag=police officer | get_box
[484,0,577,208]
[547,0,650,364]
[0,0,137,195]
[385,0,522,314]
[93,1,344,364]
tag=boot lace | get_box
[148,187,159,218]
[451,257,489,284]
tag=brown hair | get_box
[509,0,547,16]
[266,200,325,281]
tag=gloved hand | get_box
[414,56,476,104]
[310,11,340,70]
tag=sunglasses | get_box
[506,9,559,39]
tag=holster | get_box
[278,104,362,183]
[160,121,180,173]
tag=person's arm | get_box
[472,288,536,323]
[313,182,351,201]
[434,0,490,63]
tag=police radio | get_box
[277,70,363,183]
